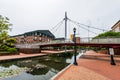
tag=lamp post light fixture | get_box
[73,27,78,65]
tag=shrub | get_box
[7,48,18,53]
[93,31,120,39]
[1,45,10,50]
[6,38,17,47]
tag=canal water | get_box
[0,52,83,80]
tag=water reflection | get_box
[26,66,49,75]
[66,52,83,63]
[0,52,82,80]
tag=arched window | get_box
[48,39,50,42]
[39,37,42,41]
[34,36,37,41]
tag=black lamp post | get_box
[73,27,78,65]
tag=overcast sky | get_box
[0,0,120,38]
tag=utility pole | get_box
[64,12,67,53]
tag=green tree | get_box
[0,15,12,44]
[6,38,17,47]
[93,31,120,38]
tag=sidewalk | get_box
[53,50,120,80]
[0,50,69,62]
[0,53,46,62]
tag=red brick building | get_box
[12,30,55,44]
[111,20,120,32]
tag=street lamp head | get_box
[73,27,76,32]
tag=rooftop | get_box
[11,30,55,38]
[111,20,120,29]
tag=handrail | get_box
[15,37,120,48]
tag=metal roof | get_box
[11,30,55,38]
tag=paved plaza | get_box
[53,51,120,80]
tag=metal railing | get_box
[81,37,120,43]
[15,37,120,48]
[15,39,73,48]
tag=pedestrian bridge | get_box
[15,37,120,48]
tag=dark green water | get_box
[0,52,82,80]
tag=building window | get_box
[34,36,37,41]
[39,33,41,36]
[35,32,37,35]
[39,37,42,41]
[48,39,50,42]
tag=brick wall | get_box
[15,35,53,44]
[19,48,41,53]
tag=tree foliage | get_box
[5,38,17,47]
[93,31,120,38]
[0,15,18,53]
[0,15,12,43]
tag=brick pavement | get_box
[0,53,46,61]
[53,50,120,80]
[0,50,70,61]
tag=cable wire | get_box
[68,19,108,32]
[50,19,64,31]
[53,20,64,34]
[69,19,98,35]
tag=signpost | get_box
[109,48,116,65]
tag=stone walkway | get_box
[53,50,120,80]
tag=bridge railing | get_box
[34,39,73,45]
[15,37,120,48]
[15,39,73,48]
[80,37,120,43]
[15,44,40,48]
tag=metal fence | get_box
[80,37,120,43]
[15,37,120,48]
